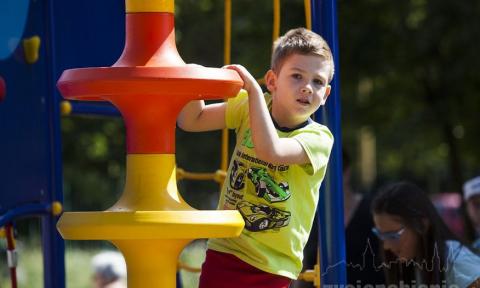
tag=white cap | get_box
[463,176,480,201]
[91,251,127,283]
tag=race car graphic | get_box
[247,167,290,203]
[237,201,291,232]
[229,160,247,190]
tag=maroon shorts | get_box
[198,249,292,288]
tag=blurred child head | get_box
[91,251,126,288]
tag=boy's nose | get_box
[301,86,312,94]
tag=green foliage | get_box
[62,116,125,211]
[339,0,480,191]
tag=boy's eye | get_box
[313,79,325,86]
[292,73,302,79]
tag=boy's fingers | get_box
[222,64,238,68]
[223,64,245,70]
[223,65,244,76]
[186,63,204,68]
[222,65,256,85]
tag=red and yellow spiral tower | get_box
[56,1,245,287]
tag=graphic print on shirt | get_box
[247,167,290,203]
[230,160,247,190]
[237,201,291,232]
[225,126,293,232]
[241,129,254,148]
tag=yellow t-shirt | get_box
[208,90,334,279]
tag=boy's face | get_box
[266,54,331,128]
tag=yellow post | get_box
[56,1,244,287]
[110,154,192,212]
[114,239,189,288]
[57,155,244,288]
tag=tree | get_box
[339,0,480,193]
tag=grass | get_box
[0,240,207,288]
[179,240,207,288]
[1,241,100,288]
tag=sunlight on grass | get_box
[0,242,100,288]
[0,242,44,288]
[65,248,100,288]
[179,240,207,288]
[0,240,207,288]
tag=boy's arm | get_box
[177,64,227,132]
[225,65,310,165]
[177,100,227,132]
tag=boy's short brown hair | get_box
[271,28,335,82]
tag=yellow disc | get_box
[57,210,244,240]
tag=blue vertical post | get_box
[311,0,347,286]
[42,1,65,287]
[176,271,183,288]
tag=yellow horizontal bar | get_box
[297,270,315,282]
[176,168,226,183]
[57,210,244,240]
[126,0,174,13]
[177,261,201,273]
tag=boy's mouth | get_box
[297,98,310,105]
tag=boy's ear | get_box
[321,85,331,105]
[265,70,277,93]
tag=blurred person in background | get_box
[293,149,384,287]
[341,150,384,285]
[372,182,480,287]
[464,176,480,250]
[91,251,127,288]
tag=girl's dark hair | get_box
[371,182,459,285]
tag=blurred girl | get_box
[371,182,480,287]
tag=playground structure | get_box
[0,0,345,287]
[56,1,246,287]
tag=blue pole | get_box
[176,272,183,288]
[311,0,347,286]
[0,203,52,227]
[67,101,121,117]
[44,1,66,287]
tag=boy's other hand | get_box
[186,63,205,68]
[223,65,262,97]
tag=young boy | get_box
[177,28,335,288]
